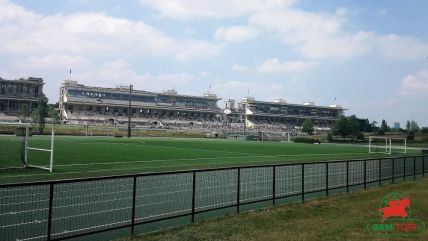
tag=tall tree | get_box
[31,95,49,134]
[406,120,411,131]
[378,119,389,135]
[410,120,420,133]
[19,103,30,122]
[347,115,360,138]
[302,118,314,135]
[332,116,348,138]
[48,105,60,126]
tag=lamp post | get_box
[128,84,133,138]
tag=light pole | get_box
[128,84,133,138]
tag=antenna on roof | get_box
[69,69,72,81]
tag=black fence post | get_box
[378,158,382,186]
[404,157,406,180]
[237,167,240,213]
[47,183,54,241]
[364,160,367,189]
[131,176,137,236]
[272,166,276,205]
[346,161,349,192]
[326,162,329,196]
[301,163,305,203]
[392,158,395,184]
[191,171,196,223]
[423,156,425,177]
[414,156,416,179]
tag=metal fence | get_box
[0,155,427,241]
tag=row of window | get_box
[67,89,217,108]
[250,105,339,117]
[0,83,41,97]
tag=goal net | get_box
[0,131,26,170]
[259,131,291,142]
[368,136,407,155]
[0,124,54,172]
[369,136,391,154]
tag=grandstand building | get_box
[0,77,44,121]
[59,80,223,128]
[224,97,345,132]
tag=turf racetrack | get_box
[0,135,419,184]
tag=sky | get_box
[0,0,427,127]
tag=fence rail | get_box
[0,155,427,241]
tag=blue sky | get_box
[1,0,427,127]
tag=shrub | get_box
[327,133,333,143]
[293,137,320,144]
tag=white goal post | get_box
[368,136,407,155]
[24,126,55,172]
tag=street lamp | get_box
[128,84,133,138]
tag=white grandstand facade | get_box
[59,80,223,129]
[59,80,345,133]
[223,97,345,133]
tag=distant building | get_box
[59,80,222,126]
[224,97,346,132]
[0,77,44,121]
[394,122,400,129]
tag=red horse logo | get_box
[378,197,410,223]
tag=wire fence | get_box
[0,155,427,241]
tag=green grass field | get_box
[0,135,421,184]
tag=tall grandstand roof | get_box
[62,80,221,101]
[240,97,346,110]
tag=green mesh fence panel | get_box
[394,157,405,179]
[415,156,424,175]
[0,184,50,241]
[304,163,326,193]
[240,167,272,203]
[136,173,193,223]
[275,165,302,197]
[328,162,346,189]
[366,160,380,183]
[195,169,237,212]
[425,156,428,174]
[381,159,393,181]
[404,157,415,177]
[51,178,133,240]
[348,161,364,185]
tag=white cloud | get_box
[175,39,223,61]
[257,58,315,73]
[377,34,428,60]
[398,69,428,95]
[75,60,196,91]
[0,0,221,61]
[10,54,94,71]
[140,0,296,20]
[249,8,428,61]
[249,9,373,60]
[215,25,259,43]
[231,64,250,72]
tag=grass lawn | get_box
[0,135,421,184]
[120,178,428,241]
